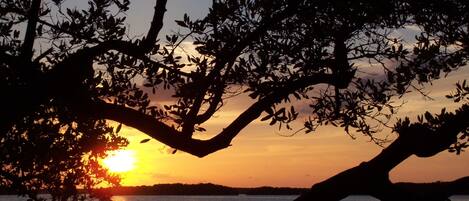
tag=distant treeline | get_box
[94,183,306,195]
[1,182,469,196]
[93,182,469,195]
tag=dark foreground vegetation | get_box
[2,0,469,200]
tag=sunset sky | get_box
[99,1,469,188]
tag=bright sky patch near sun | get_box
[103,150,136,173]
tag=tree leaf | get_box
[116,123,122,133]
[140,139,151,143]
[260,114,273,121]
[175,20,187,27]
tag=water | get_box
[0,195,468,201]
[112,195,296,201]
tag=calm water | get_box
[0,195,468,201]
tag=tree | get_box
[1,0,130,200]
[1,0,469,200]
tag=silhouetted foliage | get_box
[1,0,130,200]
[1,0,469,200]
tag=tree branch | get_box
[1,0,169,137]
[139,55,193,78]
[194,86,224,124]
[399,104,469,158]
[140,0,167,53]
[21,0,41,61]
[45,0,167,80]
[37,19,101,44]
[180,0,301,135]
[295,104,469,201]
[78,73,335,157]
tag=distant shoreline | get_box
[94,183,307,196]
[1,182,469,196]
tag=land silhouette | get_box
[1,0,469,200]
[2,182,468,196]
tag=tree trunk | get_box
[295,136,466,201]
[294,137,414,201]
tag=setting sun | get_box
[103,150,136,173]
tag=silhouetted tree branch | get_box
[21,0,41,60]
[295,104,469,201]
[75,73,336,157]
[2,0,469,200]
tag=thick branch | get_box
[21,0,41,61]
[294,137,413,201]
[400,104,469,158]
[84,100,230,157]
[140,0,167,52]
[204,74,337,152]
[293,136,463,201]
[80,74,335,157]
[295,104,469,201]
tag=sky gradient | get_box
[101,1,469,188]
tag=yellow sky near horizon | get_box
[111,109,469,188]
[106,67,469,188]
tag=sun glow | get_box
[103,150,136,173]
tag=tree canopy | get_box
[1,0,469,200]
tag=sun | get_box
[103,150,136,173]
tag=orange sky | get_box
[110,68,469,188]
[98,1,469,188]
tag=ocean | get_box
[0,195,468,201]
